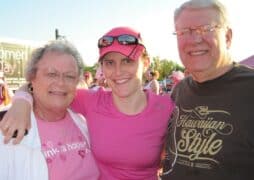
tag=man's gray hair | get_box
[174,0,230,26]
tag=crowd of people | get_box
[0,0,254,180]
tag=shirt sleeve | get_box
[70,89,89,116]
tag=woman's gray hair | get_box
[25,39,84,81]
[174,0,230,26]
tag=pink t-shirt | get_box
[36,112,99,180]
[71,88,175,180]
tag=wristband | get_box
[12,91,33,107]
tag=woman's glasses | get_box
[98,34,143,48]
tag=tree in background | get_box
[150,56,184,80]
[83,63,98,77]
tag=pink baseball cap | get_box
[98,27,145,61]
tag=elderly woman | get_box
[0,40,99,180]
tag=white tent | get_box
[240,55,254,68]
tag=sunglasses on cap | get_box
[98,34,143,48]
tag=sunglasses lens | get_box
[118,35,137,45]
[98,35,142,48]
[98,36,114,47]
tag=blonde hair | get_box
[2,86,11,105]
[150,70,160,80]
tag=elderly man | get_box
[160,0,254,180]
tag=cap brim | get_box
[99,43,144,61]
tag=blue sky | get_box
[1,0,253,66]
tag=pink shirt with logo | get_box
[71,88,175,180]
[36,111,99,180]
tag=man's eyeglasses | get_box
[98,34,143,48]
[173,24,221,37]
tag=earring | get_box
[28,83,33,94]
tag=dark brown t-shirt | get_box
[161,64,254,180]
